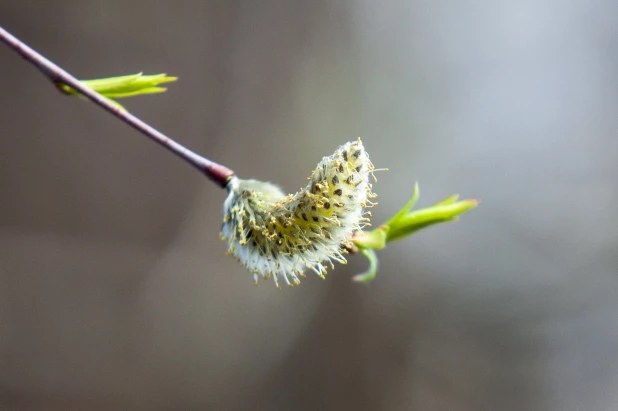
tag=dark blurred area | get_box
[1,1,618,410]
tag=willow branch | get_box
[0,25,235,188]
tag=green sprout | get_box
[352,183,478,282]
[57,72,177,110]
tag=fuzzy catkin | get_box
[220,139,375,287]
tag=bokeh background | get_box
[1,1,618,410]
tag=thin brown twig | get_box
[0,25,235,188]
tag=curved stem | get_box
[0,25,235,188]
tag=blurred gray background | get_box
[1,1,618,410]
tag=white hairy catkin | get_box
[220,139,376,287]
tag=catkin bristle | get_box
[220,139,375,288]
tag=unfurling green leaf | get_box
[385,197,478,243]
[352,182,478,282]
[57,72,177,110]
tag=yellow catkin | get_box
[220,139,376,288]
